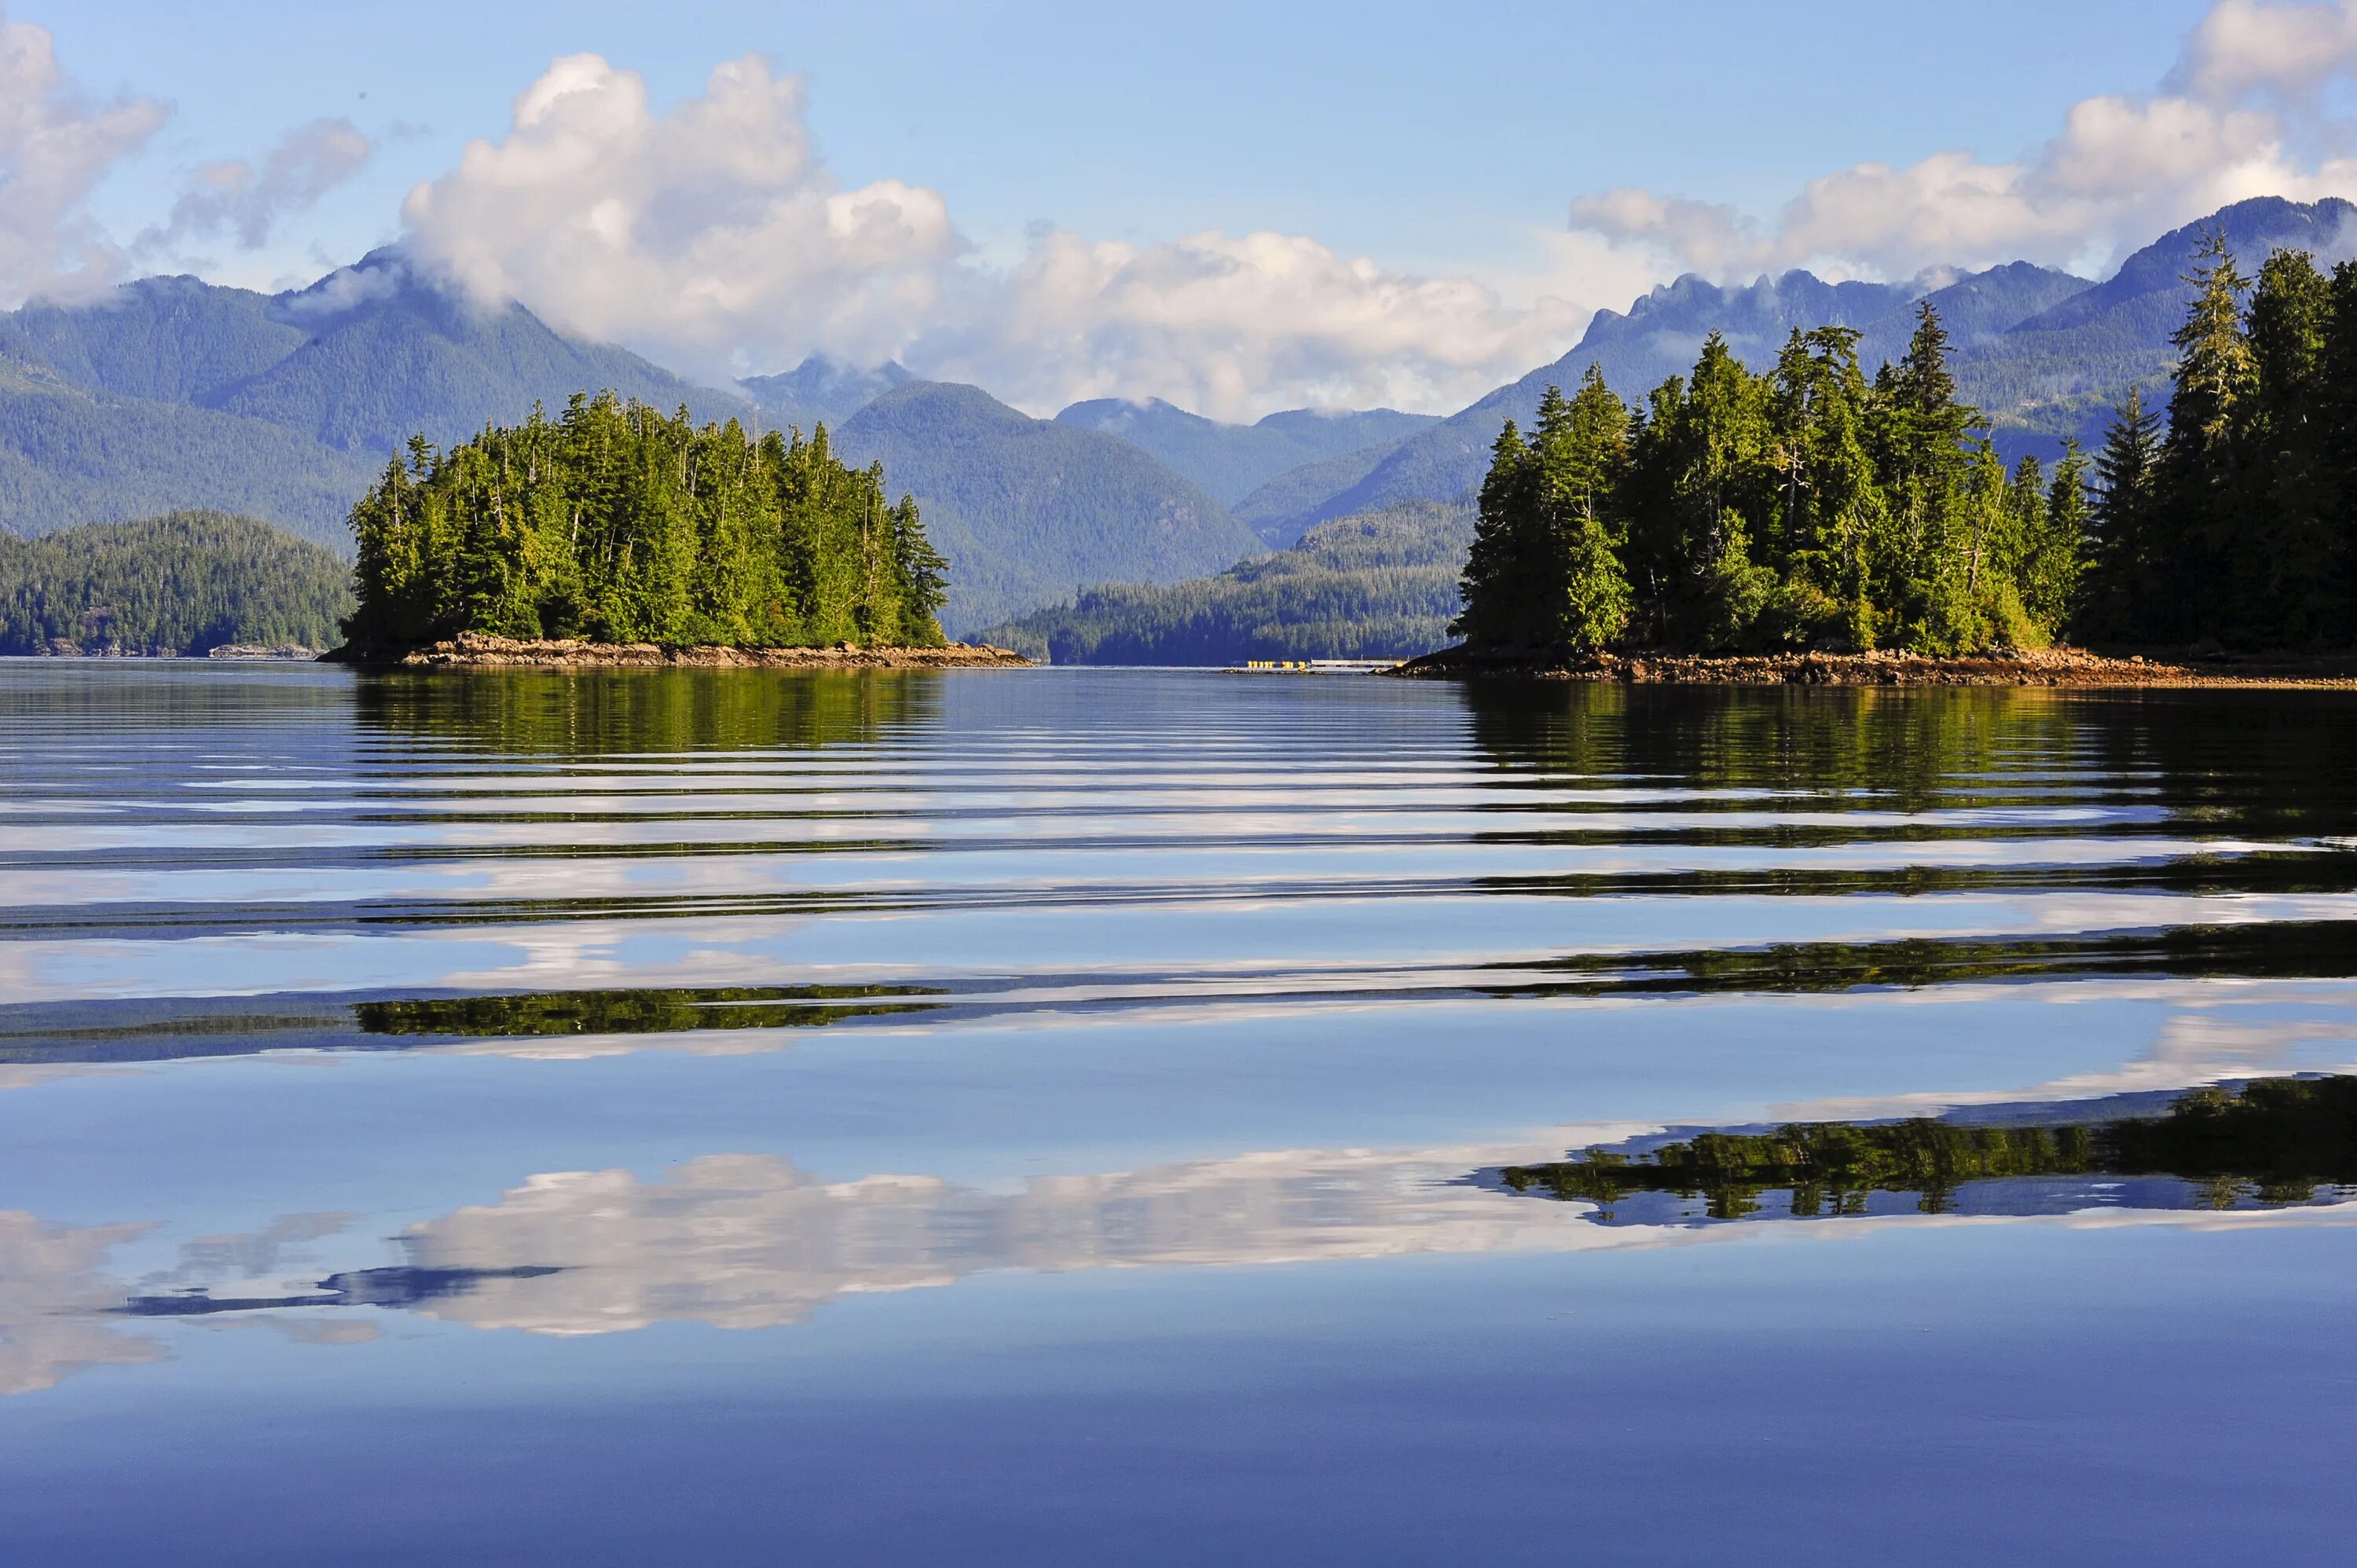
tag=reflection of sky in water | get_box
[4,666,2357,1563]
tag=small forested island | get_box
[1413,233,2357,686]
[335,392,1021,667]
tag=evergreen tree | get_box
[2237,250,2337,644]
[1627,332,1776,647]
[1877,302,1985,650]
[2079,387,2165,641]
[1452,419,1538,650]
[2026,441,2091,633]
[2154,228,2256,640]
[1530,368,1634,653]
[2325,260,2357,645]
[1769,328,1883,649]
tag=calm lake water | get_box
[2,662,2355,1564]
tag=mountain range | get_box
[0,196,2344,637]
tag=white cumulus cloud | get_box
[0,18,168,304]
[1569,0,2357,284]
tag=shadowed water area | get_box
[2,663,2355,1564]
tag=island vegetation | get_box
[342,392,950,655]
[0,511,352,655]
[1451,234,2357,663]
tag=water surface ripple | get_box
[4,663,2356,1565]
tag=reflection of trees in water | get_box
[1503,1075,2357,1220]
[356,984,944,1037]
[1505,923,2357,994]
[1463,685,2357,836]
[354,669,941,756]
[1464,684,2084,811]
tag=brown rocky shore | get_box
[323,633,1032,670]
[1389,645,2357,689]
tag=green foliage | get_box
[345,394,948,651]
[1455,303,2085,657]
[1460,231,2357,657]
[0,511,352,654]
[981,500,1471,664]
[2077,237,2357,648]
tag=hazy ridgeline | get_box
[1457,236,2357,659]
[345,393,949,651]
[0,511,353,656]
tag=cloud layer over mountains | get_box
[14,2,2357,418]
[397,51,1589,419]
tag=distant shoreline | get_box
[1388,646,2357,689]
[323,634,1032,670]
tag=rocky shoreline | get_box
[324,634,1032,670]
[1389,645,2357,689]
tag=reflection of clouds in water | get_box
[398,1144,1613,1335]
[0,1211,163,1396]
[10,1130,2357,1393]
[136,1211,354,1292]
[379,1137,2357,1338]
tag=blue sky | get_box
[10,1,2347,414]
[56,0,2217,280]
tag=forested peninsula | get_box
[1429,233,2357,680]
[1,512,351,656]
[338,392,1016,665]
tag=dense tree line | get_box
[0,511,352,654]
[1456,234,2357,656]
[346,392,947,650]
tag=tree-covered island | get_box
[340,392,958,658]
[1450,235,2357,664]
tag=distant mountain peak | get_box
[272,247,447,327]
[739,354,911,429]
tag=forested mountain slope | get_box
[0,356,382,548]
[0,511,352,654]
[979,500,1470,664]
[838,382,1264,633]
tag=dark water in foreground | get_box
[3,664,2355,1565]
